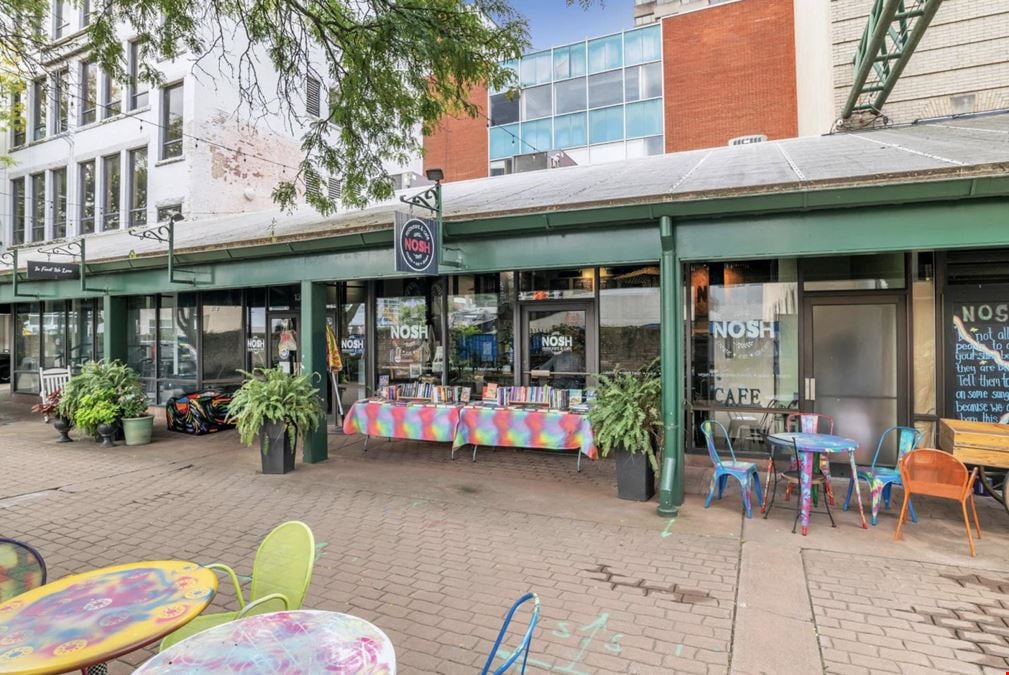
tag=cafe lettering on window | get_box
[708,319,781,406]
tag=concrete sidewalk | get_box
[1,396,1007,674]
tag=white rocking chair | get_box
[39,367,72,422]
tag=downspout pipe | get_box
[657,215,684,517]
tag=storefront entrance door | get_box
[803,295,907,465]
[521,303,595,388]
[269,314,299,374]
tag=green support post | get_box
[102,295,128,363]
[300,279,328,463]
[657,215,684,517]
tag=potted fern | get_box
[226,367,325,474]
[588,363,662,501]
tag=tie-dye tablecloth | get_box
[0,560,217,674]
[453,406,598,460]
[135,610,396,674]
[342,401,461,443]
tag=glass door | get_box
[269,313,299,374]
[521,303,595,388]
[803,295,907,465]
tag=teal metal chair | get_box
[843,426,922,525]
[701,420,763,518]
[159,521,316,651]
[482,592,541,675]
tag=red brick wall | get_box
[662,0,798,152]
[423,84,489,183]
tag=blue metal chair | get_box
[843,426,921,525]
[701,420,763,518]
[481,592,541,675]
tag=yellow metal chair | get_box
[159,521,316,651]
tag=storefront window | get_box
[448,273,514,389]
[202,290,244,383]
[376,278,444,385]
[912,254,937,437]
[68,299,99,367]
[519,268,594,301]
[15,303,41,393]
[802,253,905,291]
[41,302,66,369]
[337,282,367,393]
[247,288,268,369]
[599,265,659,372]
[690,260,800,451]
[127,296,157,398]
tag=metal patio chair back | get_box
[785,413,834,435]
[895,449,981,557]
[159,521,316,651]
[700,420,763,518]
[844,426,922,525]
[0,538,47,602]
[481,592,541,675]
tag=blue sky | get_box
[510,0,636,50]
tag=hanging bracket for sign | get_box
[37,239,106,293]
[398,181,463,269]
[127,215,210,286]
[0,248,42,299]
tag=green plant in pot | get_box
[588,362,662,501]
[33,388,73,442]
[60,361,142,442]
[119,389,153,446]
[226,367,325,474]
[74,391,121,448]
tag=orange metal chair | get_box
[895,449,982,557]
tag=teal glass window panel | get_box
[553,44,587,80]
[521,118,552,152]
[625,62,662,102]
[624,25,661,66]
[588,34,622,73]
[589,105,623,144]
[555,77,586,114]
[626,99,663,138]
[553,112,587,149]
[521,51,552,87]
[589,70,623,109]
[489,124,519,159]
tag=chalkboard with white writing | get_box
[945,286,1009,423]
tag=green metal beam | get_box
[657,216,684,517]
[300,280,328,464]
[841,0,945,123]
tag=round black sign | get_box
[399,218,435,272]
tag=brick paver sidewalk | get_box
[2,396,1008,674]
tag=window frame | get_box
[50,166,68,239]
[160,81,184,159]
[11,178,26,245]
[101,152,121,231]
[29,172,46,242]
[78,159,96,235]
[80,60,98,125]
[53,68,70,134]
[102,70,122,118]
[31,77,47,141]
[127,146,148,227]
[128,40,149,110]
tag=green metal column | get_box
[102,295,128,363]
[657,216,684,517]
[300,279,328,463]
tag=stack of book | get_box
[510,386,551,406]
[399,382,434,400]
[549,389,569,410]
[379,385,398,401]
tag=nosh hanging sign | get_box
[26,260,80,280]
[394,212,438,275]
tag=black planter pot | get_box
[260,420,296,475]
[614,448,655,501]
[96,423,116,448]
[53,417,73,443]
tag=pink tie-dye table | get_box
[135,609,396,674]
[0,560,217,675]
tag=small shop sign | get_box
[26,260,80,280]
[246,336,266,352]
[394,212,438,275]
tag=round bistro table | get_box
[767,432,868,535]
[135,609,397,674]
[0,560,218,675]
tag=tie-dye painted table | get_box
[767,432,868,536]
[0,560,217,675]
[134,609,396,674]
[342,401,462,451]
[453,406,598,471]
